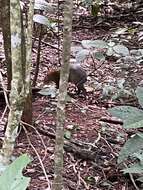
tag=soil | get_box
[0,4,143,190]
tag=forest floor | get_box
[0,7,143,190]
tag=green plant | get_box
[75,39,129,63]
[108,86,143,183]
[0,154,31,190]
[33,0,57,33]
[82,0,102,16]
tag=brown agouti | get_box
[44,64,87,95]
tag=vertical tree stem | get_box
[52,0,73,190]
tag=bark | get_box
[21,0,35,126]
[21,90,32,127]
[52,0,73,190]
[1,0,12,90]
[32,25,42,87]
[0,0,24,166]
[0,0,34,168]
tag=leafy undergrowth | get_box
[15,96,130,190]
[1,10,143,189]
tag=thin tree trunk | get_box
[21,0,34,126]
[52,0,73,190]
[0,0,34,168]
[0,0,24,166]
[21,90,32,127]
[1,0,12,90]
[32,25,42,87]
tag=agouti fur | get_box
[44,64,87,95]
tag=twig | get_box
[57,0,61,66]
[35,109,48,121]
[123,163,140,190]
[0,71,10,108]
[100,117,123,125]
[21,121,48,162]
[76,171,81,190]
[101,136,115,155]
[94,132,101,144]
[88,53,106,76]
[77,171,89,190]
[33,37,62,52]
[32,23,43,86]
[22,125,51,190]
[0,106,8,123]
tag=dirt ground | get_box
[0,9,143,190]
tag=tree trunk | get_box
[21,87,32,127]
[52,0,73,189]
[1,0,12,90]
[21,1,34,127]
[0,0,24,167]
[0,0,34,169]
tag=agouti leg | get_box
[76,84,86,96]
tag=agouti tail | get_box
[44,64,87,95]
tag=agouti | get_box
[44,64,87,95]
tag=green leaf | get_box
[117,78,125,89]
[33,14,52,28]
[122,162,143,174]
[118,134,143,163]
[0,154,31,190]
[91,4,100,16]
[76,49,89,63]
[106,47,114,56]
[64,130,72,140]
[85,175,95,183]
[71,45,83,56]
[137,176,143,182]
[102,84,115,97]
[136,86,143,108]
[108,41,115,47]
[137,133,143,139]
[114,28,127,35]
[92,51,105,61]
[108,106,143,128]
[133,151,143,163]
[125,119,143,129]
[34,0,55,13]
[82,0,92,6]
[82,40,107,49]
[113,44,129,56]
[38,87,57,98]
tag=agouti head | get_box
[43,64,87,95]
[44,70,60,89]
